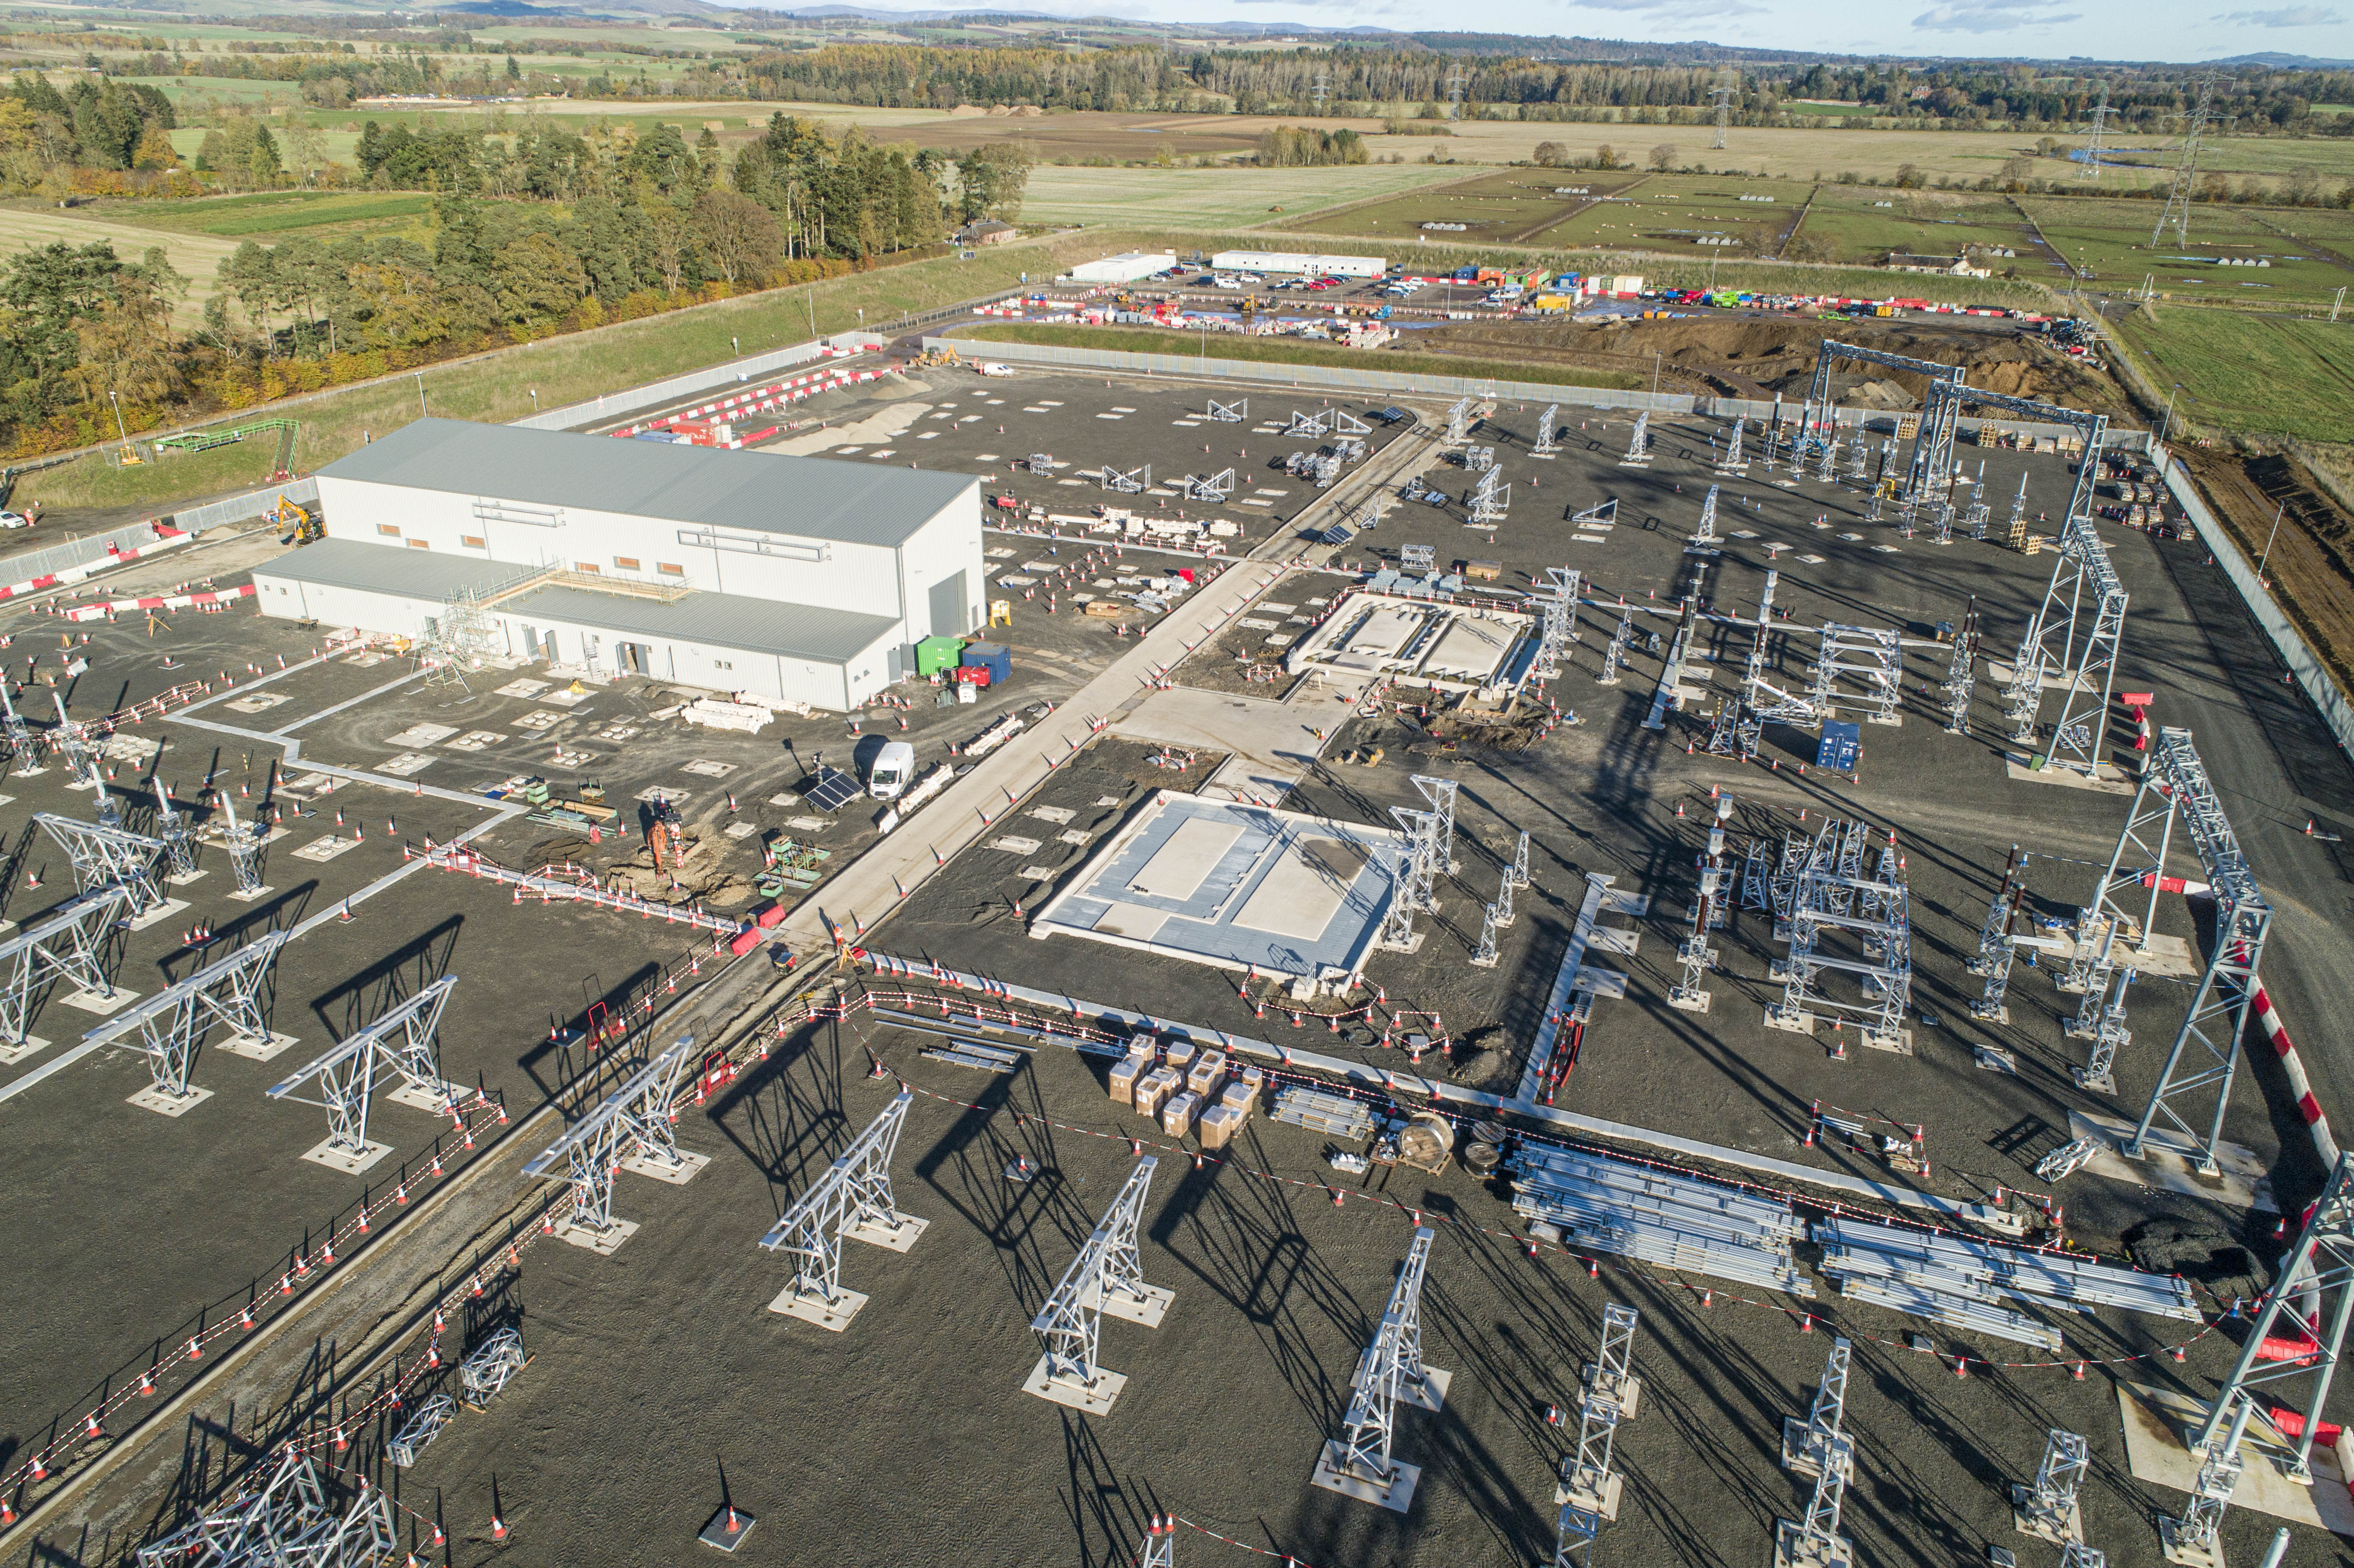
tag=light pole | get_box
[2257,500,2285,587]
[529,388,539,413]
[2161,381,2180,444]
[416,371,427,416]
[108,389,128,446]
[732,335,739,357]
[1651,349,1662,396]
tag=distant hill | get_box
[2209,51,2354,68]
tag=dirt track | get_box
[2181,444,2354,700]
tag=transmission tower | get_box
[2152,72,2222,248]
[1711,69,1737,150]
[2077,82,2114,179]
[1312,70,1330,111]
[1445,61,1467,120]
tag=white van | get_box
[867,740,916,801]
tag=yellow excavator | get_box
[912,344,963,370]
[276,494,321,545]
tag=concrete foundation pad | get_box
[1781,1418,1854,1479]
[622,1148,714,1186]
[122,898,191,933]
[387,1080,470,1114]
[1552,1469,1623,1520]
[771,1284,868,1331]
[2117,1383,2354,1533]
[1975,1046,2018,1073]
[2068,1111,2273,1212]
[300,1135,395,1175]
[2158,1518,2227,1568]
[1022,1354,1124,1414]
[1762,1007,1817,1037]
[1773,1520,1853,1568]
[1080,1277,1175,1328]
[128,1083,212,1117]
[1857,1028,1914,1056]
[165,870,207,887]
[216,1030,300,1063]
[2010,1488,2082,1544]
[225,884,275,904]
[0,1033,49,1064]
[2002,753,2136,795]
[699,1506,756,1553]
[556,1217,639,1256]
[1311,1440,1420,1513]
[1667,989,1712,1014]
[1583,1373,1640,1419]
[844,1209,927,1251]
[62,986,139,1016]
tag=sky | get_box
[752,0,2354,63]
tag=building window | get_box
[377,524,401,538]
[614,556,640,572]
[715,659,734,671]
[573,561,601,575]
[657,562,685,577]
[408,539,431,550]
[461,534,486,549]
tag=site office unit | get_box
[258,417,985,713]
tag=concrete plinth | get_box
[1311,1440,1420,1512]
[129,1083,213,1117]
[123,897,191,933]
[1772,1519,1853,1568]
[0,1033,49,1065]
[556,1217,639,1256]
[301,1135,395,1174]
[1762,1005,1817,1036]
[217,1030,300,1063]
[1857,1027,1913,1056]
[1583,1372,1641,1419]
[1022,1354,1125,1414]
[2010,1484,2081,1545]
[1078,1276,1174,1328]
[388,1080,470,1114]
[62,986,139,1016]
[699,1506,756,1553]
[165,870,208,887]
[2157,1517,2226,1568]
[623,1148,714,1186]
[225,884,275,903]
[1666,988,1712,1014]
[2068,1111,2271,1211]
[1552,1468,1623,1520]
[845,1208,927,1252]
[771,1283,869,1332]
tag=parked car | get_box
[0,512,28,529]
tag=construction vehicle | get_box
[912,345,963,370]
[276,494,322,545]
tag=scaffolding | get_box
[266,977,461,1164]
[2005,510,2127,781]
[84,929,290,1106]
[34,811,168,913]
[523,1033,702,1251]
[1025,1157,1170,1413]
[421,585,498,691]
[1313,1226,1449,1512]
[756,1088,925,1325]
[134,1449,394,1568]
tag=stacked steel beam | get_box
[1507,1143,1814,1298]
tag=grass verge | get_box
[2114,306,2354,443]
[956,320,1644,392]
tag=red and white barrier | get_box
[2253,985,2339,1165]
[610,352,887,441]
[0,528,190,603]
[56,582,256,623]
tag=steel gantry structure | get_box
[1799,339,1967,496]
[525,1033,706,1255]
[2003,508,2129,782]
[134,1449,394,1568]
[0,885,133,1058]
[1313,1226,1451,1513]
[1765,819,1911,1054]
[267,977,461,1169]
[34,811,169,913]
[757,1087,926,1327]
[85,928,291,1109]
[1024,1156,1171,1415]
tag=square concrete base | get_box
[166,870,208,887]
[2158,1518,2226,1568]
[623,1148,713,1185]
[556,1217,638,1256]
[1023,1353,1126,1413]
[1857,1028,1914,1056]
[129,1083,213,1117]
[217,1030,300,1063]
[2011,1487,2081,1544]
[1975,1046,2018,1073]
[1079,1277,1174,1328]
[1666,989,1712,1014]
[1773,1520,1853,1568]
[1397,1366,1451,1413]
[2068,1111,2272,1212]
[62,986,138,1016]
[388,1080,469,1114]
[1552,1468,1623,1520]
[301,1135,395,1175]
[1782,1417,1855,1479]
[1311,1440,1420,1512]
[1583,1372,1641,1418]
[2119,1383,2354,1532]
[772,1284,868,1332]
[225,884,274,904]
[0,1034,48,1065]
[699,1506,755,1553]
[1762,1006,1817,1036]
[123,897,191,933]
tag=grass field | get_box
[1285,168,1635,245]
[2114,307,2354,442]
[2020,196,2354,309]
[1793,186,2043,269]
[957,320,1644,391]
[1527,173,1815,252]
[0,205,235,324]
[85,190,438,240]
[1018,164,1471,230]
[16,233,1089,513]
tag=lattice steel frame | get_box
[2018,1428,2088,1540]
[33,811,167,912]
[267,977,460,1156]
[0,885,131,1048]
[218,794,266,894]
[1780,1432,1855,1567]
[49,692,103,789]
[147,778,199,881]
[134,1448,393,1568]
[1330,1226,1443,1487]
[1532,403,1560,458]
[1619,411,1650,466]
[1768,820,1910,1047]
[1031,1157,1163,1397]
[525,1033,700,1238]
[1810,624,1903,726]
[0,684,40,774]
[1689,484,1720,548]
[755,1087,924,1307]
[1444,397,1473,446]
[1787,1337,1853,1477]
[83,929,290,1101]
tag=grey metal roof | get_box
[251,538,531,599]
[316,418,976,550]
[499,584,898,666]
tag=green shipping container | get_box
[915,635,965,677]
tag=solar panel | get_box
[802,765,863,812]
[1321,522,1354,546]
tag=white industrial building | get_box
[1209,251,1386,279]
[1067,251,1177,284]
[252,418,984,712]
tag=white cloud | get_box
[1911,0,2080,28]
[2211,4,2343,21]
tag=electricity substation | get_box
[2,335,2351,1568]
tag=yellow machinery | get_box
[276,494,321,544]
[913,344,963,369]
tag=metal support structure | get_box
[1669,866,1723,1011]
[1716,419,1747,474]
[2062,1546,2107,1568]
[1206,398,1246,423]
[1532,403,1560,458]
[148,778,199,881]
[2004,509,2126,781]
[460,1326,526,1405]
[84,929,290,1106]
[1471,901,1500,968]
[1811,625,1903,726]
[1314,1226,1449,1511]
[34,811,167,912]
[1179,468,1235,502]
[1689,485,1720,550]
[1585,1303,1641,1411]
[134,1448,394,1568]
[2125,732,2270,1171]
[1767,819,1910,1051]
[1968,846,2025,1024]
[755,1087,925,1320]
[1101,463,1150,495]
[1467,465,1509,527]
[1618,411,1650,467]
[267,978,460,1165]
[1942,600,1978,734]
[0,885,132,1052]
[1444,397,1473,447]
[1784,1337,1853,1478]
[50,692,102,789]
[1777,1433,1856,1568]
[1510,831,1532,891]
[2014,1428,2089,1543]
[2191,1150,2354,1483]
[2152,72,2222,247]
[2079,81,2114,178]
[219,794,266,895]
[1138,1515,1176,1568]
[523,1033,703,1251]
[1532,568,1580,680]
[2162,1432,2245,1564]
[1596,607,1633,686]
[0,684,41,775]
[386,1394,455,1468]
[1412,775,1458,877]
[1025,1157,1169,1412]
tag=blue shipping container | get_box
[961,642,1012,687]
[1816,721,1862,772]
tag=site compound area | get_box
[3,345,2352,1568]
